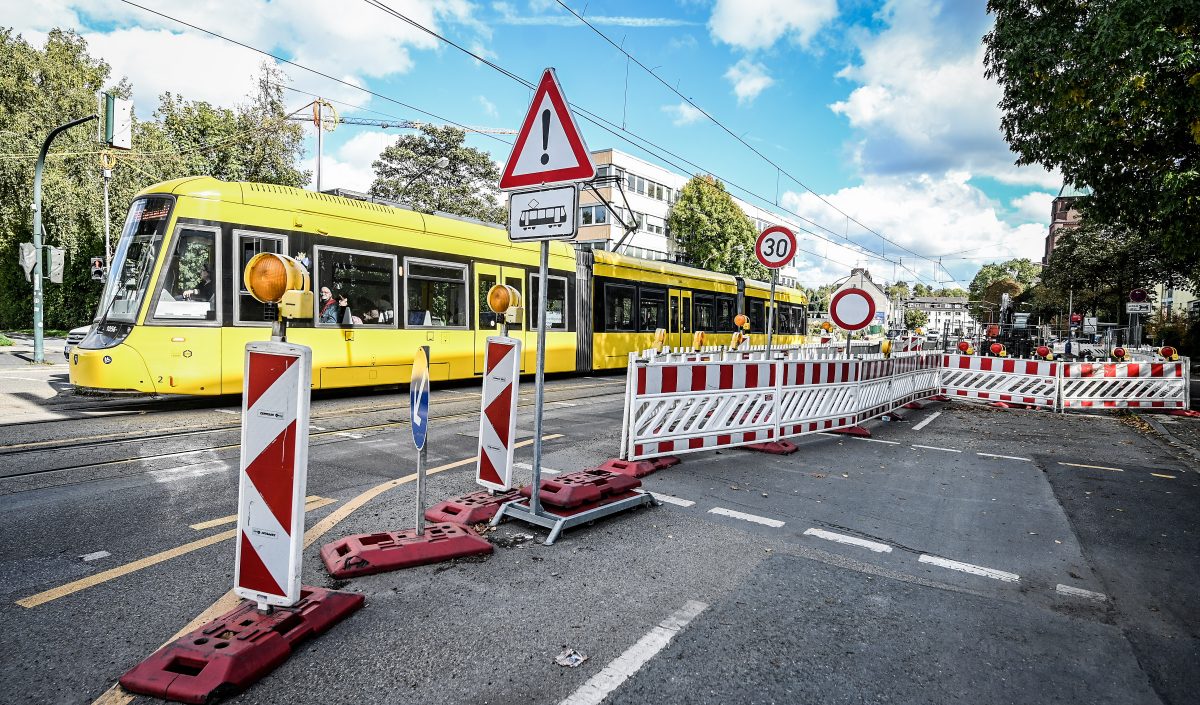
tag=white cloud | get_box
[828,0,1058,189]
[778,172,1047,285]
[1011,191,1054,223]
[709,0,838,51]
[477,95,500,119]
[661,102,704,126]
[724,59,775,104]
[309,130,395,192]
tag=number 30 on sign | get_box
[755,226,797,270]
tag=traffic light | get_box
[91,257,106,281]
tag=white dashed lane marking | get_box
[854,437,900,445]
[635,490,696,507]
[1056,584,1107,602]
[919,554,1020,583]
[912,444,961,453]
[514,462,560,475]
[79,551,110,562]
[803,528,892,553]
[912,410,942,431]
[1060,461,1123,472]
[978,452,1032,461]
[708,507,785,528]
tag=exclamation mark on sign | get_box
[540,109,550,165]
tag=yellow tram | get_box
[70,177,808,395]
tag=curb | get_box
[1139,413,1200,469]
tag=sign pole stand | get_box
[416,441,427,536]
[765,269,778,359]
[530,240,549,517]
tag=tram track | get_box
[0,381,626,484]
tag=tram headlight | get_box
[244,253,312,319]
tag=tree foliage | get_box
[667,175,767,279]
[370,124,505,224]
[904,308,929,330]
[0,29,309,329]
[984,1,1200,283]
[967,258,1041,319]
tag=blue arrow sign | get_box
[410,346,431,450]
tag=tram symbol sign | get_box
[755,226,797,269]
[499,68,595,190]
[411,346,431,450]
[508,184,578,242]
[234,341,312,609]
[829,287,876,331]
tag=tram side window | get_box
[405,259,467,327]
[316,248,396,326]
[775,305,791,335]
[749,299,766,333]
[152,227,217,322]
[530,274,568,329]
[477,272,497,328]
[604,284,637,331]
[236,233,283,324]
[693,295,715,332]
[637,288,667,332]
[716,296,737,331]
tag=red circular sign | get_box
[755,226,797,269]
[829,287,876,331]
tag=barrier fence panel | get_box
[1061,360,1189,410]
[888,352,941,408]
[625,358,778,461]
[775,359,861,437]
[939,354,1059,409]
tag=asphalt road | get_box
[0,373,1197,705]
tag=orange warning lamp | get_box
[692,330,706,351]
[1036,345,1050,358]
[730,330,745,350]
[965,347,976,355]
[819,320,832,332]
[957,340,970,353]
[1159,346,1180,361]
[989,342,1005,356]
[734,313,750,330]
[244,252,311,319]
[652,327,667,353]
[486,284,523,324]
[1112,347,1127,361]
[881,339,892,357]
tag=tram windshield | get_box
[95,196,173,324]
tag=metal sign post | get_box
[766,269,778,355]
[411,346,431,536]
[755,226,796,360]
[530,241,549,516]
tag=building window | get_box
[315,247,397,326]
[530,274,568,329]
[580,205,609,225]
[404,257,467,327]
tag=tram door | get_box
[668,289,692,350]
[474,262,527,375]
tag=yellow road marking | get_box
[89,433,564,705]
[1059,462,1123,472]
[1151,473,1176,479]
[189,496,334,530]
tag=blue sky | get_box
[14,0,1061,288]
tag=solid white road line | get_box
[336,432,364,439]
[803,528,892,553]
[708,507,785,528]
[514,461,560,475]
[912,444,961,453]
[1055,584,1107,601]
[79,551,111,562]
[854,437,900,445]
[214,409,239,416]
[1059,461,1123,472]
[919,554,1019,583]
[558,600,708,705]
[635,489,696,507]
[978,452,1032,462]
[149,460,230,484]
[912,411,942,431]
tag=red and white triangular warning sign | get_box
[499,68,596,190]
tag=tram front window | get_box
[95,196,173,324]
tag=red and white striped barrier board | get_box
[476,336,521,491]
[235,342,312,609]
[775,360,860,437]
[888,352,941,408]
[939,354,1059,409]
[1061,360,1187,409]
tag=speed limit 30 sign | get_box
[755,226,797,269]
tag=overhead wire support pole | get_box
[32,114,98,365]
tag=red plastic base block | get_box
[882,410,907,421]
[519,468,642,509]
[990,401,1011,409]
[1168,409,1200,418]
[931,395,951,402]
[596,456,681,478]
[321,522,494,579]
[535,489,645,518]
[119,587,363,705]
[424,488,522,525]
[903,401,926,410]
[830,425,872,438]
[742,440,799,455]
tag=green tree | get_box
[884,280,911,300]
[370,124,505,224]
[904,308,929,330]
[984,1,1200,284]
[667,175,767,279]
[967,258,1041,319]
[912,283,931,297]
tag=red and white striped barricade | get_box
[476,336,521,491]
[774,359,861,437]
[623,358,777,460]
[887,351,941,408]
[1061,360,1188,410]
[235,341,312,610]
[939,354,1059,409]
[855,358,896,423]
